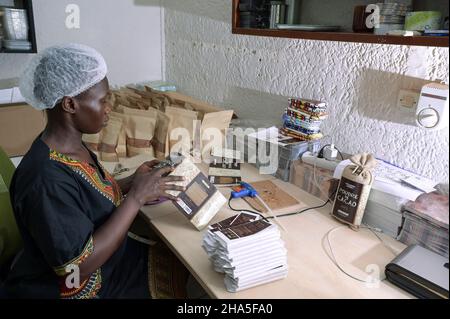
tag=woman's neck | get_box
[41,120,84,155]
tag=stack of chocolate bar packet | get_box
[281,98,328,141]
[202,212,288,292]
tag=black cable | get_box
[228,189,337,221]
[317,144,330,159]
[336,149,344,161]
[266,198,331,219]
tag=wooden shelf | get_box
[232,27,449,47]
[232,0,449,47]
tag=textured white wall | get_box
[0,0,163,86]
[163,0,449,184]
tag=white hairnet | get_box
[19,43,108,110]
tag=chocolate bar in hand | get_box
[166,156,227,230]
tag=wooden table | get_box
[139,164,413,299]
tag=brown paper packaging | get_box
[119,107,157,158]
[99,117,123,162]
[165,106,198,155]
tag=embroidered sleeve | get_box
[54,236,102,299]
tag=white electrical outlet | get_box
[397,90,420,111]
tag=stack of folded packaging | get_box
[397,191,449,258]
[281,98,328,141]
[202,212,288,293]
[83,86,234,166]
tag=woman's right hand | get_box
[128,166,185,207]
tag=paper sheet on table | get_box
[333,159,435,201]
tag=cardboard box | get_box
[0,104,47,157]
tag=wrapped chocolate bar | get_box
[332,153,377,230]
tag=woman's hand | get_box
[134,160,160,176]
[116,160,161,194]
[128,166,185,207]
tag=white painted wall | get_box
[0,0,163,86]
[162,0,449,184]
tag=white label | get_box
[177,198,192,215]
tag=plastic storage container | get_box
[275,140,320,181]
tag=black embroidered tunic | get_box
[5,136,150,299]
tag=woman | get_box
[5,44,184,299]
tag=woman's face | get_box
[73,77,111,134]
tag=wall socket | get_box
[397,90,420,111]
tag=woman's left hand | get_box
[117,160,161,194]
[134,160,161,176]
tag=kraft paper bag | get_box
[331,153,377,230]
[165,106,198,155]
[183,103,195,111]
[200,110,234,161]
[99,117,123,162]
[82,132,102,152]
[154,111,171,160]
[120,105,169,160]
[108,92,117,109]
[125,87,171,111]
[116,88,142,99]
[82,132,101,154]
[109,112,127,158]
[151,97,163,110]
[137,100,153,111]
[123,112,157,158]
[115,96,134,109]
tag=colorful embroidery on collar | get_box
[49,150,123,207]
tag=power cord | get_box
[266,197,332,219]
[325,224,398,284]
[228,190,336,220]
[318,144,344,161]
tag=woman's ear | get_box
[60,96,77,114]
